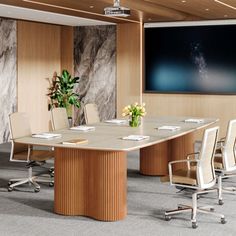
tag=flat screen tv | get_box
[145,22,236,94]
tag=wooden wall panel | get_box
[17,21,61,133]
[143,93,236,138]
[60,26,74,75]
[116,23,143,117]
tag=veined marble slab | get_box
[74,25,116,124]
[0,19,17,143]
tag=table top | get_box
[14,116,218,152]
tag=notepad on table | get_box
[70,126,95,131]
[158,126,181,131]
[184,119,204,123]
[122,135,150,141]
[32,133,62,139]
[105,119,127,124]
[62,138,88,145]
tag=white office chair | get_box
[8,112,54,192]
[51,107,70,130]
[84,103,100,124]
[214,119,236,205]
[165,126,226,229]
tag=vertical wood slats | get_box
[140,142,169,176]
[54,148,127,221]
[140,133,195,175]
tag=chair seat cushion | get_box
[14,150,54,161]
[172,169,197,186]
[214,155,223,169]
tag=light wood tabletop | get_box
[14,116,218,151]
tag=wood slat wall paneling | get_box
[117,23,143,117]
[60,26,73,75]
[143,93,235,138]
[17,20,61,133]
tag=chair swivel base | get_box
[217,174,236,205]
[8,175,54,191]
[164,190,226,229]
[165,204,226,229]
[8,176,40,192]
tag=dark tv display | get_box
[145,24,236,94]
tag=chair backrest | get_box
[197,126,219,188]
[84,103,100,124]
[222,119,236,170]
[9,112,32,139]
[51,107,69,130]
[9,112,31,160]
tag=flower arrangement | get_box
[122,102,146,127]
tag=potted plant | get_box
[47,70,80,120]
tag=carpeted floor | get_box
[0,144,236,236]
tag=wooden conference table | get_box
[14,117,218,221]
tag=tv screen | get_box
[145,24,236,94]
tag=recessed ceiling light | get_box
[205,8,209,11]
[181,0,186,3]
[224,14,228,17]
[89,6,94,9]
[148,18,152,21]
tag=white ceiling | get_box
[0,4,114,26]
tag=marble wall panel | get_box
[74,25,116,124]
[0,19,17,143]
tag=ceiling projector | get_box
[104,0,130,17]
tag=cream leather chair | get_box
[8,112,54,192]
[214,119,236,205]
[50,107,70,177]
[165,127,226,229]
[51,107,69,130]
[84,103,100,124]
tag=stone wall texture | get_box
[0,19,17,143]
[74,25,116,124]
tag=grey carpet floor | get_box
[0,145,236,236]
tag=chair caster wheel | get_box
[49,182,54,187]
[8,181,12,186]
[192,222,198,229]
[34,188,40,193]
[8,187,13,192]
[50,173,54,177]
[221,217,226,224]
[219,199,224,205]
[165,215,171,221]
[210,208,215,212]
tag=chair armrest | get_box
[168,159,199,184]
[186,152,200,160]
[169,159,199,166]
[186,152,200,169]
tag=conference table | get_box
[14,116,218,221]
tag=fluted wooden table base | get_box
[140,133,194,176]
[54,148,127,221]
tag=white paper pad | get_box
[32,133,62,139]
[184,119,204,123]
[105,119,128,124]
[158,126,181,131]
[122,135,150,141]
[70,126,95,131]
